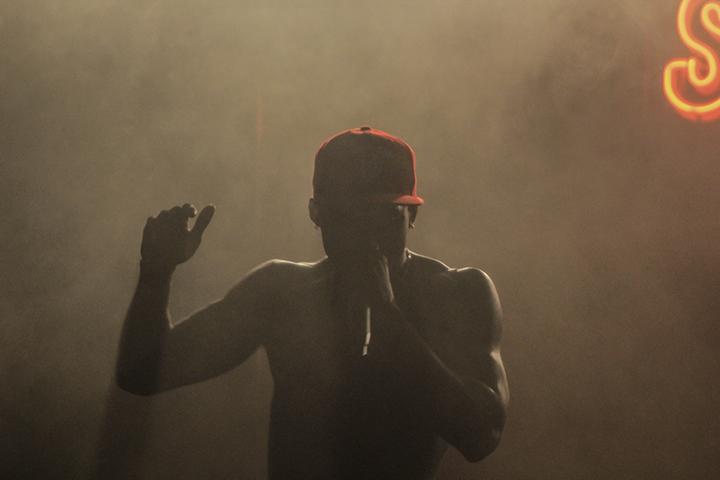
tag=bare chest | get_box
[261,276,453,479]
[262,276,459,395]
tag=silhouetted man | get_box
[116,126,509,479]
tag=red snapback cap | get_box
[312,126,424,205]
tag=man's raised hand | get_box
[141,203,215,271]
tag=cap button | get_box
[359,126,371,132]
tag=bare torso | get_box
[261,251,476,480]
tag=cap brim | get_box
[313,194,424,206]
[361,193,424,205]
[392,194,424,205]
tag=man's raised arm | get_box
[115,204,275,395]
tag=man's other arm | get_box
[372,268,509,462]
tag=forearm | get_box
[115,261,175,394]
[369,302,505,460]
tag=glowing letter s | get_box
[663,0,720,121]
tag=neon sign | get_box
[663,0,720,121]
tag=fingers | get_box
[150,204,197,225]
[362,242,385,268]
[190,204,215,237]
[168,204,197,219]
[143,215,157,241]
[370,256,390,284]
[181,203,197,217]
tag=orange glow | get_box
[663,0,720,121]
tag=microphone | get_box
[362,305,372,356]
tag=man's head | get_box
[309,126,423,268]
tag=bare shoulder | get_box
[449,267,500,304]
[256,257,331,282]
[409,251,502,342]
[409,250,499,298]
[241,257,317,278]
[225,257,329,297]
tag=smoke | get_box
[2,0,719,478]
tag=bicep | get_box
[153,262,277,392]
[443,268,509,405]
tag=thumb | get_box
[191,204,215,238]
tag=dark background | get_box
[2,1,719,478]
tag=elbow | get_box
[458,426,503,463]
[115,367,162,396]
[457,383,508,462]
[116,380,158,397]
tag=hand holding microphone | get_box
[364,243,396,306]
[356,243,397,356]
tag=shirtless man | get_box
[116,126,509,479]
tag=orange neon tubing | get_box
[663,0,720,121]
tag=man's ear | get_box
[308,198,321,227]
